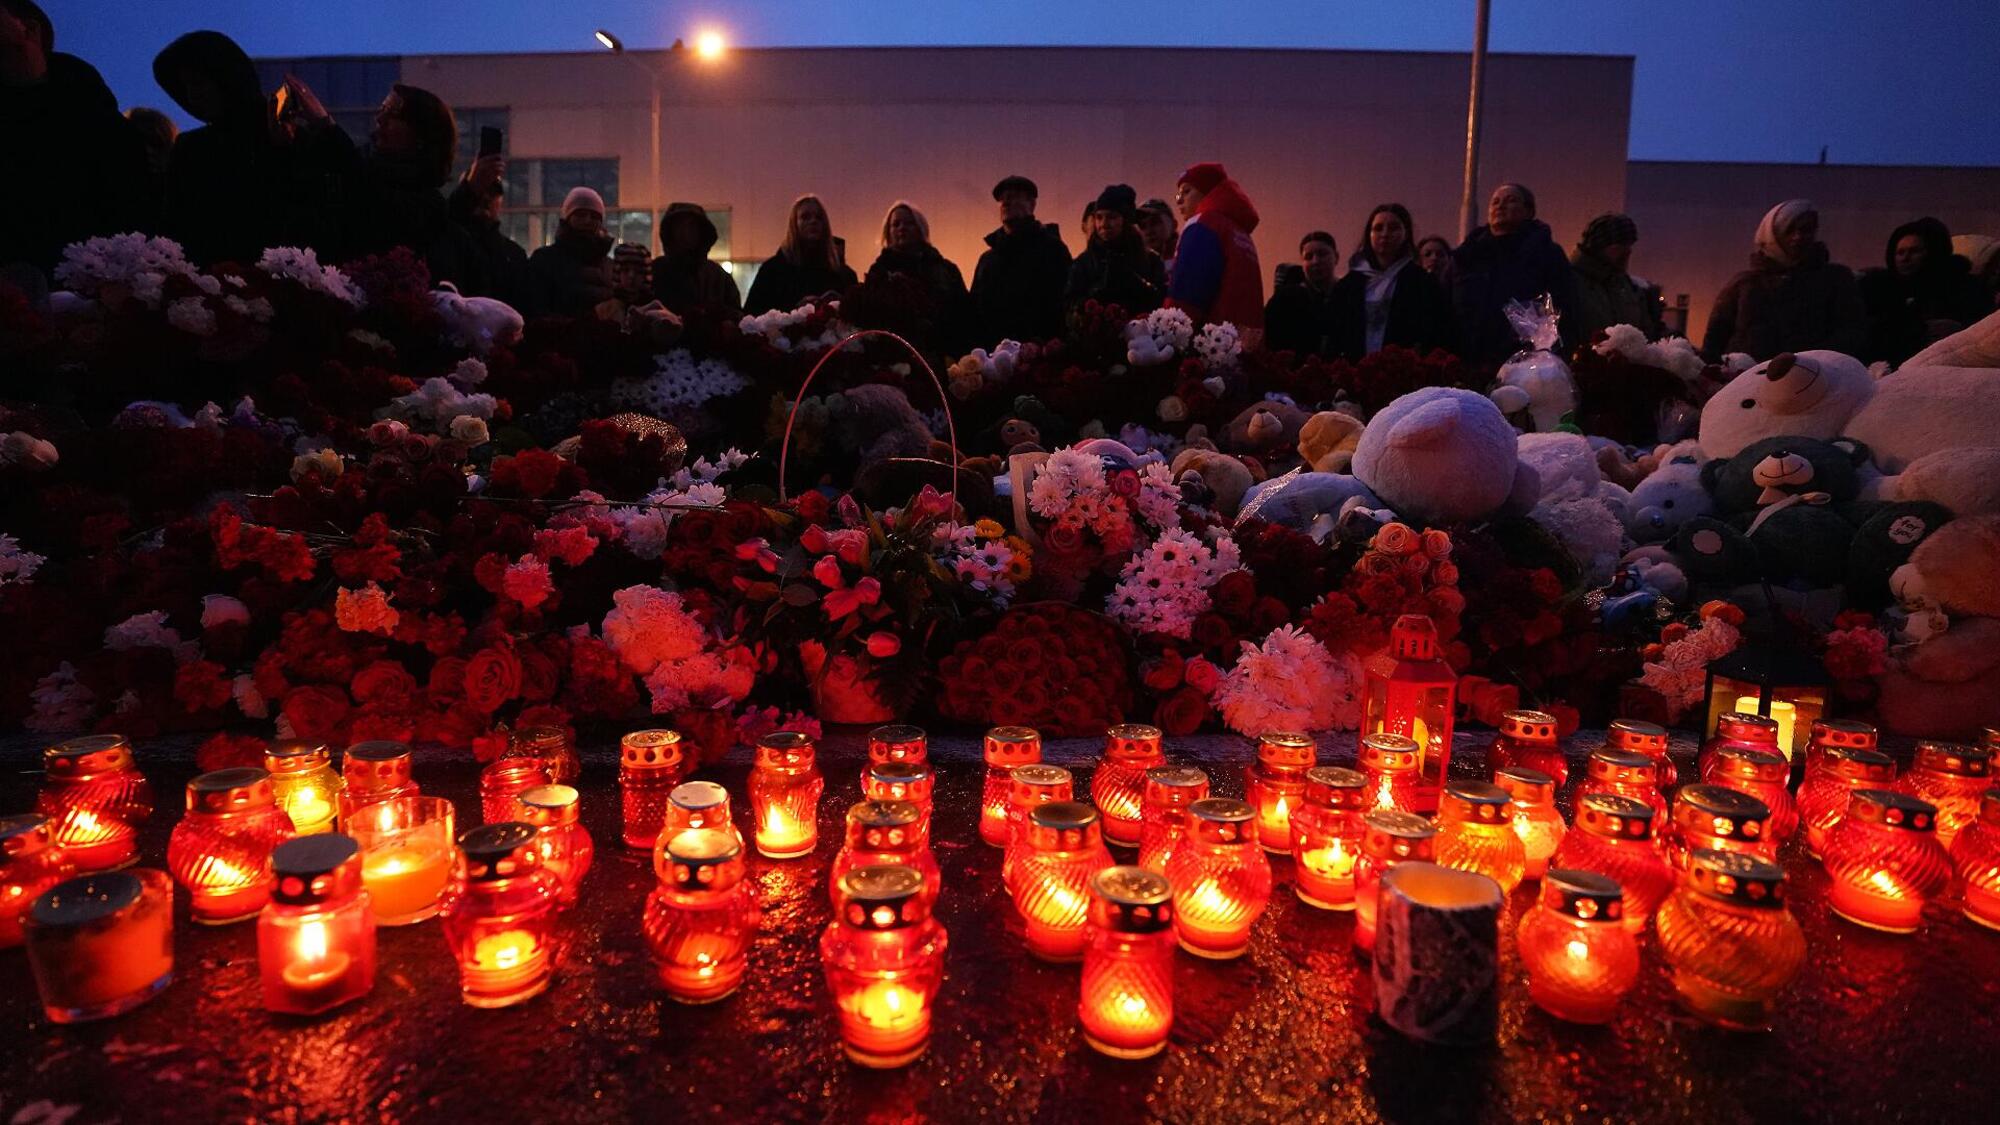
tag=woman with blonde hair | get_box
[863,200,972,354]
[745,193,858,314]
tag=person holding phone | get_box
[448,128,530,308]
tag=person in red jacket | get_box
[1168,162,1264,335]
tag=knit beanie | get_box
[612,242,651,267]
[562,187,607,219]
[1580,213,1639,254]
[1178,163,1228,195]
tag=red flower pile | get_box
[937,603,1133,736]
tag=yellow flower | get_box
[974,518,1005,539]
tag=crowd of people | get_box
[7,5,2000,372]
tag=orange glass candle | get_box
[1663,784,1774,871]
[1900,740,1993,849]
[1491,709,1567,787]
[863,761,936,821]
[1698,711,1781,780]
[1079,866,1175,1059]
[868,724,929,767]
[265,739,342,836]
[1245,731,1316,852]
[1290,766,1367,910]
[1549,794,1673,933]
[1433,781,1526,894]
[750,731,823,860]
[1092,724,1165,847]
[1353,810,1437,955]
[1516,869,1640,1024]
[618,729,687,851]
[349,796,455,925]
[1798,742,1896,857]
[1137,766,1209,877]
[1359,732,1421,813]
[653,782,743,883]
[1604,718,1677,790]
[1164,798,1271,959]
[516,784,593,908]
[258,834,375,1015]
[1821,789,1952,933]
[1494,766,1564,881]
[1655,849,1805,1031]
[1575,745,1668,821]
[338,740,418,827]
[24,869,174,1023]
[1704,743,1799,842]
[509,725,581,785]
[979,726,1041,846]
[1013,801,1116,961]
[1799,718,1878,788]
[1950,788,2000,931]
[439,822,562,1008]
[2,815,76,949]
[38,735,153,872]
[480,756,552,824]
[832,800,941,910]
[1360,614,1458,812]
[1003,764,1074,895]
[167,767,296,924]
[643,828,760,1003]
[820,864,948,1068]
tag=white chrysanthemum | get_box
[610,349,749,415]
[1028,447,1109,519]
[257,246,365,307]
[0,533,46,586]
[1213,626,1356,735]
[53,233,199,308]
[167,296,217,336]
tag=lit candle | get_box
[979,727,1041,847]
[1353,809,1437,955]
[1091,724,1165,847]
[653,782,743,882]
[1604,717,1679,789]
[166,768,296,924]
[867,724,929,767]
[338,740,419,827]
[1433,781,1526,894]
[1078,866,1175,1059]
[1549,794,1674,933]
[1733,696,1797,759]
[1012,801,1115,962]
[1246,731,1316,852]
[2,815,76,950]
[750,731,823,860]
[38,735,153,873]
[1901,740,1994,849]
[1137,766,1209,878]
[516,784,593,908]
[1800,718,1878,787]
[1704,743,1799,842]
[1575,745,1668,821]
[1821,789,1952,933]
[1491,710,1567,787]
[1002,765,1074,895]
[862,761,936,821]
[644,828,759,1003]
[258,834,375,1015]
[618,729,687,851]
[23,869,175,1023]
[1289,766,1366,910]
[1662,784,1775,871]
[1493,766,1564,881]
[1950,788,2000,930]
[1700,711,1781,777]
[349,796,456,926]
[1655,849,1805,1031]
[1516,869,1639,1024]
[1798,742,1896,857]
[480,756,552,824]
[439,822,562,1008]
[820,865,947,1068]
[1358,732,1421,813]
[1164,798,1271,960]
[831,800,941,910]
[265,740,342,836]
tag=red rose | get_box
[352,660,420,711]
[428,656,469,700]
[1249,596,1292,635]
[517,647,559,703]
[281,684,352,741]
[463,646,524,713]
[196,732,267,773]
[1043,521,1086,556]
[1141,650,1186,692]
[1184,657,1222,694]
[1191,613,1236,652]
[1154,685,1210,736]
[1211,570,1257,618]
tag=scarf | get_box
[1348,252,1412,355]
[1754,199,1817,269]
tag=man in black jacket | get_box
[446,152,531,308]
[971,174,1070,346]
[1064,183,1167,318]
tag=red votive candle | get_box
[867,724,929,768]
[1290,766,1367,910]
[1491,709,1567,787]
[25,869,175,1023]
[1353,809,1437,955]
[1950,788,2000,931]
[1137,766,1209,878]
[1434,781,1526,894]
[338,740,418,828]
[167,767,296,924]
[863,761,936,822]
[1663,784,1774,871]
[1655,849,1805,1031]
[980,726,1042,846]
[618,729,687,851]
[1516,869,1640,1024]
[832,799,941,910]
[751,731,824,860]
[1246,731,1316,852]
[1549,794,1673,933]
[1799,719,1878,788]
[1079,866,1175,1059]
[1704,743,1798,842]
[1901,740,1993,849]
[1359,732,1421,813]
[39,735,153,873]
[258,834,375,1015]
[1604,717,1677,789]
[516,784,592,908]
[1798,742,1896,857]
[1003,764,1074,895]
[480,756,552,825]
[1822,788,1952,933]
[652,781,742,882]
[1698,711,1781,780]
[644,828,760,1003]
[821,864,948,1069]
[1494,766,1564,881]
[1092,724,1165,847]
[1013,801,1115,962]
[1575,745,1668,821]
[439,822,562,1008]
[2,815,76,949]
[1165,798,1271,960]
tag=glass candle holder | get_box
[1576,745,1668,821]
[24,869,174,1023]
[979,726,1041,846]
[1901,740,1993,849]
[868,724,929,768]
[167,767,296,924]
[1655,849,1805,1031]
[259,834,375,1015]
[1164,798,1271,960]
[618,729,687,851]
[1137,766,1210,878]
[1800,719,1878,788]
[1516,869,1641,1024]
[349,796,456,925]
[1550,794,1673,933]
[643,828,759,1003]
[1663,784,1774,871]
[516,784,593,908]
[1494,766,1564,881]
[480,756,552,825]
[1950,789,2000,931]
[509,725,580,786]
[1079,866,1175,1059]
[439,822,562,1008]
[1491,710,1568,787]
[1353,810,1437,955]
[1799,743,1896,857]
[1821,789,1952,933]
[750,731,823,860]
[38,734,153,872]
[1359,732,1421,813]
[1604,718,1677,790]
[1434,781,1526,895]
[1013,801,1115,962]
[1698,711,1781,780]
[1003,764,1074,895]
[1704,744,1799,842]
[832,800,941,911]
[820,864,948,1069]
[653,782,743,881]
[863,761,936,822]
[338,741,417,828]
[265,740,342,836]
[1092,724,1165,847]
[1246,731,1316,853]
[2,815,76,949]
[1290,766,1367,910]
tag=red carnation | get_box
[196,733,268,773]
[463,646,523,713]
[173,659,234,713]
[352,660,420,711]
[282,684,352,741]
[1154,685,1210,735]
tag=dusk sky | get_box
[48,0,2000,166]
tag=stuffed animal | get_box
[1868,447,2000,515]
[1170,448,1255,518]
[1697,350,1875,461]
[1845,361,2000,472]
[434,285,524,354]
[1298,409,1365,473]
[1221,400,1310,464]
[826,384,934,464]
[1352,388,1539,525]
[1874,515,2000,737]
[1626,445,1712,543]
[1234,469,1380,537]
[1516,432,1631,584]
[1672,435,1871,587]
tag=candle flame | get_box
[1566,938,1590,962]
[1189,879,1231,916]
[492,941,523,969]
[1117,992,1149,1017]
[297,920,328,962]
[1868,870,1900,896]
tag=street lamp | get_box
[594,27,727,247]
[695,30,726,62]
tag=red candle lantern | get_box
[1434,781,1526,894]
[1798,742,1896,857]
[480,756,552,825]
[167,767,296,925]
[1091,724,1165,847]
[1516,869,1641,1024]
[1361,615,1458,811]
[750,731,824,860]
[1490,710,1567,787]
[820,864,948,1069]
[439,822,562,1008]
[24,869,175,1023]
[258,834,376,1015]
[1655,849,1805,1031]
[1078,866,1175,1059]
[1900,740,1993,848]
[1663,784,1774,871]
[1002,764,1074,895]
[1137,766,1209,877]
[1821,789,1952,933]
[1799,719,1878,786]
[1246,731,1316,852]
[1164,798,1271,959]
[1358,732,1421,813]
[618,729,687,851]
[2,815,76,949]
[1494,766,1564,881]
[1575,745,1668,821]
[1702,643,1828,761]
[1013,801,1116,962]
[1290,766,1367,910]
[38,735,153,873]
[979,726,1041,846]
[1604,718,1677,789]
[1698,711,1781,780]
[265,740,342,836]
[1550,794,1673,933]
[1950,788,2000,931]
[832,800,941,910]
[509,725,580,785]
[868,724,929,767]
[1353,809,1437,955]
[863,761,936,821]
[338,740,418,828]
[643,828,760,1003]
[655,780,742,872]
[516,785,592,908]
[1704,744,1799,842]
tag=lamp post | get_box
[1458,0,1491,242]
[594,28,726,241]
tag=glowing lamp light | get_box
[1358,732,1421,813]
[338,741,418,828]
[862,761,936,821]
[867,724,928,768]
[1137,766,1209,877]
[1655,849,1805,1031]
[1360,615,1457,811]
[1079,866,1175,1059]
[1702,642,1828,761]
[258,834,375,1015]
[643,828,759,1003]
[820,864,947,1069]
[593,28,623,52]
[516,785,593,908]
[1,815,76,950]
[832,800,941,911]
[509,726,581,785]
[1494,766,1564,881]
[618,729,688,851]
[1549,794,1673,933]
[1605,718,1678,788]
[1950,788,2000,930]
[1704,743,1799,842]
[1900,740,1993,848]
[1002,764,1074,895]
[1490,710,1567,787]
[1575,745,1668,821]
[979,727,1041,846]
[1289,766,1367,910]
[694,29,727,61]
[265,740,342,836]
[1164,798,1271,960]
[1663,784,1774,871]
[1516,869,1640,1024]
[1798,742,1895,857]
[349,796,456,926]
[1433,781,1526,894]
[1246,731,1316,852]
[1012,801,1115,962]
[749,732,823,860]
[24,869,175,1023]
[480,756,552,825]
[440,822,562,1008]
[1821,789,1952,933]
[39,735,153,873]
[167,768,296,925]
[1091,724,1165,847]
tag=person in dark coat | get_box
[1330,204,1454,360]
[1450,182,1576,369]
[1263,231,1339,356]
[125,106,176,198]
[1702,199,1866,361]
[1569,212,1661,344]
[1065,184,1168,318]
[970,174,1071,346]
[152,31,292,265]
[445,153,531,308]
[864,200,972,354]
[0,0,154,278]
[527,187,615,317]
[744,194,857,315]
[1859,217,1991,366]
[651,202,741,319]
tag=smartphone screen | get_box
[479,126,503,157]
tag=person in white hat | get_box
[527,185,615,316]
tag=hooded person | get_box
[651,202,741,318]
[744,194,857,315]
[970,173,1072,346]
[153,31,294,265]
[1064,183,1168,317]
[1701,199,1865,361]
[864,200,972,355]
[1568,211,1661,344]
[1449,181,1577,370]
[1167,162,1264,332]
[527,186,616,317]
[1328,203,1455,360]
[1859,216,1991,366]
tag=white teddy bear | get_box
[433,284,524,355]
[1625,442,1711,543]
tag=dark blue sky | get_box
[47,0,2000,165]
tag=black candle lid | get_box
[30,871,144,927]
[271,833,362,904]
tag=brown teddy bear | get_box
[1298,409,1365,473]
[1169,447,1255,518]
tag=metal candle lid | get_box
[835,864,929,928]
[670,780,729,815]
[1588,746,1657,785]
[1361,809,1437,860]
[983,726,1042,767]
[1183,797,1254,846]
[1810,718,1878,752]
[1305,766,1368,809]
[1105,724,1164,762]
[663,828,745,892]
[1711,744,1787,784]
[265,739,332,775]
[44,734,135,778]
[620,729,685,770]
[459,822,543,881]
[29,871,147,928]
[1027,800,1102,849]
[270,833,362,905]
[868,724,928,765]
[1673,785,1771,842]
[515,784,580,828]
[1716,712,1781,744]
[1843,788,1938,832]
[755,731,816,769]
[1089,866,1174,934]
[1009,764,1072,804]
[1256,731,1316,771]
[1606,719,1669,755]
[1500,710,1559,743]
[845,800,924,851]
[1539,868,1625,922]
[1494,766,1555,804]
[1823,744,1895,783]
[1684,849,1787,908]
[511,726,569,754]
[1576,793,1655,840]
[344,740,413,788]
[2,814,55,859]
[1143,766,1209,806]
[1359,732,1419,772]
[1914,741,1993,779]
[1439,781,1512,823]
[186,767,276,813]
[863,762,934,806]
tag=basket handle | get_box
[778,328,961,503]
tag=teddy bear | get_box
[1221,399,1310,466]
[1353,387,1540,525]
[433,284,524,355]
[1170,447,1256,518]
[824,384,935,465]
[1297,408,1365,472]
[1516,431,1631,583]
[1625,443,1712,544]
[1873,515,2000,737]
[1671,435,1871,588]
[1697,350,1876,462]
[1868,447,2000,516]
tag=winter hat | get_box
[1754,199,1817,267]
[1178,163,1228,195]
[612,242,651,267]
[1580,213,1639,254]
[661,202,719,252]
[562,186,607,219]
[992,174,1038,201]
[1139,198,1174,222]
[1090,184,1139,222]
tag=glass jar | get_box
[480,756,552,825]
[1290,766,1367,910]
[38,735,153,872]
[24,869,175,1023]
[1091,724,1165,847]
[1013,801,1116,962]
[1,815,76,949]
[1246,731,1316,852]
[831,800,941,911]
[1165,798,1271,960]
[1137,766,1209,878]
[1798,743,1896,857]
[1353,810,1436,955]
[1079,866,1175,1059]
[1549,794,1673,933]
[1359,732,1421,813]
[643,828,759,1003]
[867,724,929,768]
[1704,743,1798,842]
[618,729,687,851]
[1491,709,1567,787]
[1516,869,1640,1024]
[1494,766,1564,882]
[1604,718,1677,790]
[166,767,296,924]
[349,796,456,926]
[338,740,418,828]
[979,726,1041,846]
[1433,781,1526,894]
[439,822,562,1008]
[1800,718,1878,788]
[750,731,823,860]
[509,725,580,786]
[653,782,743,881]
[1663,784,1774,871]
[1901,740,1993,848]
[516,784,592,908]
[1698,711,1781,780]
[1575,745,1668,821]
[1821,789,1952,933]
[265,739,342,836]
[1003,764,1074,895]
[863,761,935,822]
[1655,849,1806,1031]
[1950,789,2000,931]
[820,864,947,1069]
[258,834,375,1015]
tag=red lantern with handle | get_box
[1360,615,1457,812]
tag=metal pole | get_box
[650,71,663,231]
[1458,0,1491,242]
